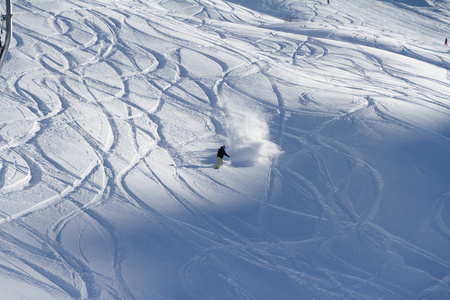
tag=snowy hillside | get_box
[0,0,450,298]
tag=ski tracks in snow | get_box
[0,0,450,299]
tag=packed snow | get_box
[0,0,450,299]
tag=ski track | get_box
[0,0,449,298]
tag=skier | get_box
[327,0,329,4]
[215,145,229,169]
[445,38,448,46]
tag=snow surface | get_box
[0,0,450,299]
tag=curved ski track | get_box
[0,0,449,299]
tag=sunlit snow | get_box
[0,0,449,299]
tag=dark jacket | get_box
[217,147,229,158]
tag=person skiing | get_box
[445,38,448,46]
[215,145,229,169]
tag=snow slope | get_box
[0,0,450,299]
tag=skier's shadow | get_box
[206,146,258,168]
[172,147,256,169]
[170,148,220,169]
[199,148,220,166]
[174,165,212,169]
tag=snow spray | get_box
[225,111,282,167]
